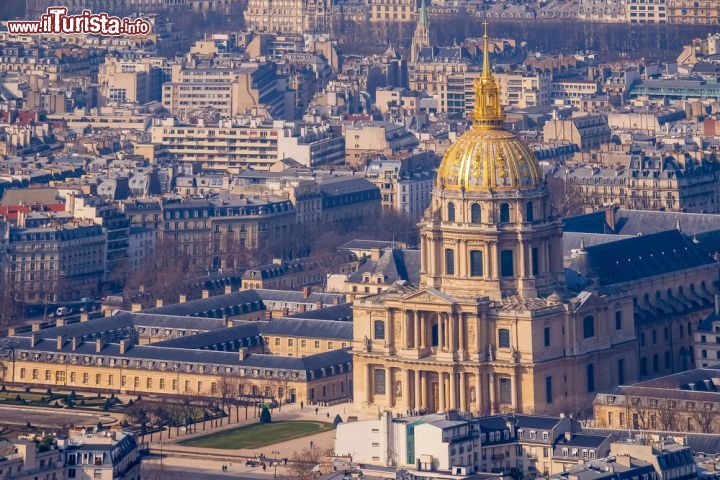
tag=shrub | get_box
[259,406,272,424]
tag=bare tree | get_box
[691,408,716,434]
[289,447,324,479]
[656,400,679,431]
[626,397,650,430]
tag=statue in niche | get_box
[363,335,371,352]
[470,388,477,404]
[487,343,495,361]
[510,346,518,361]
[395,381,402,398]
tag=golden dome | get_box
[436,23,542,192]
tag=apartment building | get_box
[667,0,720,23]
[577,0,629,21]
[2,217,106,303]
[150,118,343,171]
[245,0,332,33]
[627,0,668,22]
[543,115,611,150]
[343,121,419,167]
[161,62,291,120]
[368,0,416,22]
[98,55,165,106]
[695,299,720,367]
[551,79,601,106]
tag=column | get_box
[385,367,393,408]
[420,311,426,348]
[458,314,465,354]
[414,311,421,349]
[489,372,496,414]
[449,313,456,353]
[449,371,457,410]
[403,311,410,349]
[421,371,428,409]
[386,309,394,349]
[402,369,411,410]
[459,372,467,412]
[519,238,527,278]
[364,364,372,403]
[439,314,445,351]
[510,372,517,412]
[439,372,446,412]
[414,369,422,410]
[475,374,482,414]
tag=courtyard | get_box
[178,420,334,450]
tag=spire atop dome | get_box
[473,21,505,129]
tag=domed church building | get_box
[351,26,716,416]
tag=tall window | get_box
[615,311,622,330]
[374,320,385,340]
[640,357,647,376]
[526,201,534,222]
[500,250,514,277]
[499,377,512,405]
[531,247,539,276]
[544,326,551,347]
[470,250,483,277]
[587,363,595,392]
[546,376,553,404]
[445,248,455,275]
[471,203,481,223]
[500,203,510,223]
[618,358,625,385]
[583,315,595,338]
[652,353,659,373]
[447,202,456,222]
[498,328,511,348]
[374,369,386,395]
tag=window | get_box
[531,247,539,276]
[445,248,455,275]
[498,328,511,348]
[373,320,385,340]
[499,377,512,404]
[640,357,647,376]
[587,363,595,392]
[447,202,456,222]
[544,326,550,347]
[374,369,386,395]
[526,201,534,222]
[615,311,622,330]
[500,250,514,277]
[652,353,659,373]
[583,315,595,338]
[618,358,625,385]
[471,203,481,223]
[470,250,483,277]
[546,376,553,404]
[500,203,510,223]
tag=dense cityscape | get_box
[2,1,720,479]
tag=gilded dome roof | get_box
[436,23,542,192]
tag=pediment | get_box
[400,288,457,306]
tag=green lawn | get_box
[179,421,333,450]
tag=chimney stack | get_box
[119,339,130,354]
[265,310,273,320]
[31,322,41,332]
[333,296,341,305]
[56,335,64,350]
[95,339,104,353]
[564,431,572,442]
[30,333,38,347]
[299,304,307,312]
[225,285,232,294]
[238,347,248,360]
[303,286,311,298]
[56,318,66,327]
[179,294,187,303]
[315,300,323,310]
[130,303,142,313]
[155,299,164,308]
[80,313,89,322]
[715,294,720,315]
[202,289,210,299]
[71,337,79,351]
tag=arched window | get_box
[615,311,622,330]
[447,202,455,222]
[587,363,595,392]
[374,368,386,394]
[652,353,659,373]
[444,248,455,275]
[583,315,595,339]
[373,320,385,340]
[500,250,514,277]
[498,328,511,348]
[526,201,534,222]
[471,203,482,224]
[470,250,483,277]
[500,203,510,223]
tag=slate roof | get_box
[261,318,353,340]
[149,323,262,349]
[564,209,720,238]
[555,433,609,448]
[567,230,716,286]
[347,248,421,284]
[288,303,353,321]
[562,232,633,256]
[143,290,264,317]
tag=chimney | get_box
[31,322,41,332]
[56,335,64,350]
[299,304,307,312]
[56,318,65,327]
[71,337,79,351]
[202,289,210,299]
[8,327,16,335]
[265,310,273,320]
[564,431,572,442]
[130,303,142,313]
[179,294,187,303]
[715,294,720,315]
[333,296,341,305]
[315,300,323,310]
[30,333,38,347]
[155,299,164,308]
[303,286,311,298]
[605,207,617,233]
[95,339,104,353]
[104,308,113,317]
[119,339,130,354]
[80,313,89,322]
[225,285,232,294]
[238,347,248,360]
[615,455,632,468]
